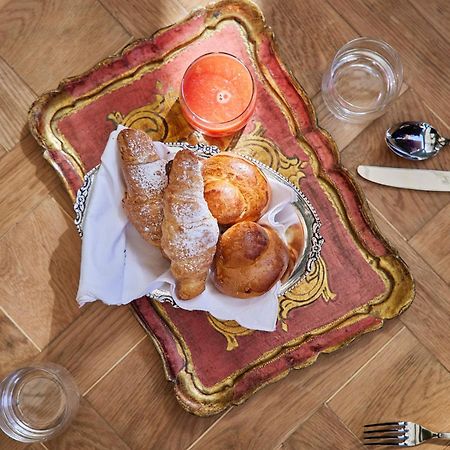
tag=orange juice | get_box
[180,53,256,136]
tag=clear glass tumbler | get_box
[322,37,403,123]
[0,363,79,443]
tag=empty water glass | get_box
[0,363,79,443]
[322,37,403,123]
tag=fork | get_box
[363,421,450,446]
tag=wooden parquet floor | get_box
[0,1,449,449]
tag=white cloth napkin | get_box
[77,127,298,331]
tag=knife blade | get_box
[357,165,450,192]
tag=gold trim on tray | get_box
[29,0,414,417]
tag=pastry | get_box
[281,222,305,283]
[202,153,270,225]
[161,149,219,300]
[212,221,289,298]
[118,128,167,247]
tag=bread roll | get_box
[202,154,270,225]
[212,221,289,298]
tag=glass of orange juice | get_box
[180,52,256,137]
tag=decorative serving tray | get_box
[29,0,414,416]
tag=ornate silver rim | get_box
[73,142,324,298]
[74,165,99,238]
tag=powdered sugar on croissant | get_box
[161,149,219,300]
[118,129,167,247]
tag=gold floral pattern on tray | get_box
[279,256,336,331]
[232,122,308,187]
[107,82,196,143]
[207,316,254,351]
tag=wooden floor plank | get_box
[0,57,35,151]
[368,203,450,371]
[49,186,78,219]
[340,88,450,240]
[175,0,210,10]
[44,398,131,450]
[401,264,450,372]
[86,337,219,450]
[0,197,83,350]
[408,0,450,44]
[255,0,358,98]
[327,0,450,124]
[0,307,39,377]
[312,90,373,155]
[312,83,409,152]
[328,328,450,448]
[409,203,450,284]
[0,0,130,93]
[279,404,364,450]
[99,0,187,38]
[37,302,146,394]
[190,320,403,450]
[0,135,60,239]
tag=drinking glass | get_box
[0,363,79,443]
[180,52,257,136]
[322,37,403,123]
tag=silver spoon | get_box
[386,121,449,161]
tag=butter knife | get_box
[357,165,450,191]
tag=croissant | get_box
[212,221,289,298]
[202,153,270,225]
[161,149,219,300]
[118,128,168,247]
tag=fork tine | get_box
[364,429,405,435]
[364,435,407,441]
[365,422,403,427]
